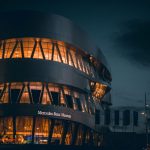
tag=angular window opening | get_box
[65,95,73,109]
[20,85,31,104]
[58,43,67,64]
[31,90,41,104]
[59,90,66,106]
[76,98,82,111]
[51,92,59,106]
[53,44,62,63]
[10,89,21,104]
[42,41,52,60]
[32,42,44,59]
[23,38,35,58]
[12,41,23,58]
[0,84,9,103]
[4,40,16,58]
[41,87,52,105]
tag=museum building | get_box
[0,11,112,146]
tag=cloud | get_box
[114,19,150,66]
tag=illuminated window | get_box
[75,125,83,145]
[65,123,74,145]
[34,117,50,144]
[0,84,9,103]
[41,86,52,105]
[20,83,31,104]
[0,117,13,144]
[51,120,63,144]
[16,116,33,144]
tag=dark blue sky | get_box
[1,0,150,106]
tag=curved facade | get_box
[0,11,111,146]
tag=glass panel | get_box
[65,123,74,145]
[0,41,3,59]
[42,42,52,60]
[0,84,9,103]
[76,98,82,111]
[0,117,14,144]
[75,125,83,145]
[51,92,59,106]
[60,90,66,106]
[58,43,67,64]
[20,85,31,104]
[4,39,16,58]
[31,90,41,104]
[23,38,34,58]
[85,129,90,144]
[34,117,50,144]
[51,120,63,144]
[10,89,20,104]
[41,87,51,105]
[16,116,33,144]
[53,44,61,62]
[80,95,87,112]
[65,95,73,108]
[12,42,22,58]
[33,42,43,59]
[70,49,77,68]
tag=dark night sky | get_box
[0,0,150,106]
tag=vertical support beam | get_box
[56,43,63,63]
[13,116,16,140]
[17,83,25,103]
[10,40,18,58]
[0,83,7,100]
[51,43,55,61]
[27,83,33,104]
[89,130,94,146]
[31,116,36,144]
[20,40,24,58]
[39,83,44,104]
[82,126,87,145]
[75,51,79,69]
[71,123,79,145]
[46,84,53,105]
[31,40,37,58]
[48,119,55,144]
[66,48,69,65]
[61,121,69,145]
[39,40,46,59]
[61,87,68,107]
[8,83,11,104]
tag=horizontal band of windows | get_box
[0,82,95,115]
[0,38,97,79]
[0,116,101,146]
